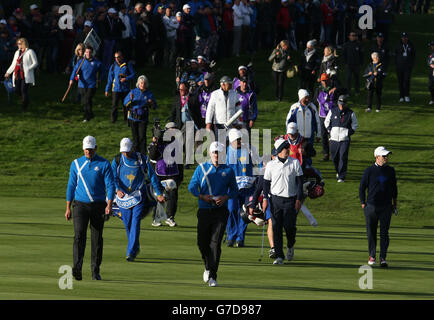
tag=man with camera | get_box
[171,82,203,130]
[105,51,136,123]
[148,122,184,227]
[176,58,204,93]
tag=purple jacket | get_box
[236,88,258,122]
[317,89,335,118]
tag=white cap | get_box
[209,141,225,153]
[183,4,191,10]
[165,122,176,129]
[374,146,392,157]
[0,19,6,25]
[228,129,242,143]
[197,55,205,60]
[84,20,92,27]
[30,4,38,10]
[274,138,289,153]
[108,8,117,14]
[120,137,133,153]
[83,136,96,150]
[238,65,247,71]
[176,11,182,16]
[286,122,298,134]
[298,89,310,101]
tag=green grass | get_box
[0,12,434,300]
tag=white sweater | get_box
[7,49,38,86]
[206,88,239,125]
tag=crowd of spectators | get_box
[1,0,429,78]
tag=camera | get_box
[175,57,192,78]
[152,118,165,144]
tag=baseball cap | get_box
[228,129,242,143]
[374,146,392,157]
[30,4,39,10]
[83,136,96,150]
[190,59,198,64]
[274,138,290,153]
[239,76,248,82]
[338,95,348,105]
[377,32,384,38]
[120,137,133,153]
[271,147,277,156]
[286,122,298,135]
[165,122,177,129]
[209,141,225,153]
[298,89,310,101]
[108,8,117,14]
[84,20,93,27]
[176,11,182,17]
[320,73,329,81]
[183,4,191,10]
[238,65,247,71]
[0,19,6,25]
[220,76,232,84]
[197,55,205,61]
[401,32,408,38]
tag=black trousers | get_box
[165,187,179,219]
[14,77,30,111]
[111,91,128,123]
[197,207,229,280]
[330,140,350,180]
[345,65,360,94]
[72,201,106,276]
[428,74,434,100]
[79,88,96,121]
[273,71,285,101]
[270,195,298,259]
[320,117,330,157]
[396,67,412,98]
[130,120,147,154]
[367,86,383,110]
[364,203,393,260]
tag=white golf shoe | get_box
[273,257,284,265]
[203,269,210,283]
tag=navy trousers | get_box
[330,140,350,180]
[363,203,393,260]
[270,195,298,259]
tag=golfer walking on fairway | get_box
[188,142,239,287]
[359,146,398,268]
[65,136,115,281]
[263,138,304,265]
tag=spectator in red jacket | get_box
[276,0,292,43]
[321,0,335,45]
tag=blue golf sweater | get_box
[359,163,397,206]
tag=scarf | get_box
[322,53,334,63]
[14,49,26,80]
[305,48,316,62]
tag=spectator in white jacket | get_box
[206,76,240,136]
[286,89,321,145]
[163,7,179,66]
[5,37,38,111]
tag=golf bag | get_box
[240,201,266,227]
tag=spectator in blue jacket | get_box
[65,135,115,281]
[105,50,136,123]
[69,45,103,122]
[123,75,157,154]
